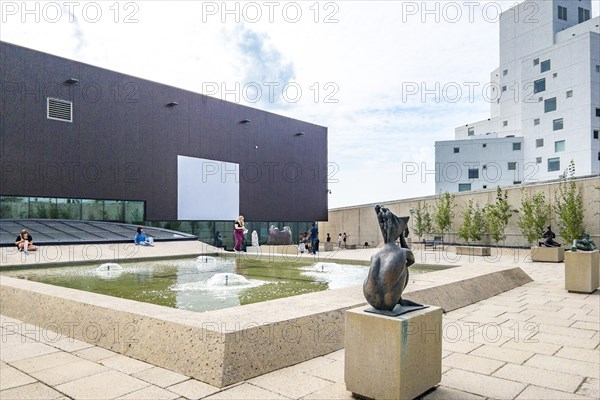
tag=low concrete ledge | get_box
[0,264,532,387]
[455,246,492,256]
[531,246,565,263]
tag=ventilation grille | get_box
[47,98,72,122]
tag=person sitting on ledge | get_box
[134,227,154,246]
[539,225,561,247]
[575,233,596,252]
[15,229,37,255]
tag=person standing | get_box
[15,229,37,255]
[234,216,246,252]
[309,223,318,254]
[343,232,349,249]
[337,233,342,249]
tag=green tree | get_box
[517,191,551,246]
[554,160,585,245]
[412,201,434,242]
[434,192,455,242]
[485,187,516,244]
[458,200,486,245]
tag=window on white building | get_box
[513,142,521,151]
[594,130,599,139]
[536,138,544,148]
[553,118,564,131]
[548,157,560,172]
[541,60,551,73]
[468,127,475,136]
[597,65,600,73]
[534,118,540,126]
[503,69,508,76]
[514,181,522,185]
[555,140,565,152]
[579,7,590,23]
[545,98,557,113]
[596,108,600,117]
[508,162,517,171]
[483,185,487,189]
[502,85,507,92]
[482,144,487,148]
[454,147,460,153]
[504,120,509,127]
[536,157,542,164]
[534,79,546,93]
[468,169,479,179]
[558,6,567,21]
[483,165,487,170]
[566,90,573,98]
[459,183,471,192]
[533,58,540,66]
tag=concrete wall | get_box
[321,176,600,248]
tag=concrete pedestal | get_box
[565,250,599,294]
[324,242,334,251]
[456,246,491,256]
[531,246,565,262]
[345,306,442,400]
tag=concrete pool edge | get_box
[0,264,532,387]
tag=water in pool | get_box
[3,256,432,313]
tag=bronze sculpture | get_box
[539,225,561,247]
[575,233,597,251]
[363,206,423,315]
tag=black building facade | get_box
[0,41,328,227]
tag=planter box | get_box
[345,306,442,400]
[456,246,491,256]
[531,246,565,263]
[565,250,599,294]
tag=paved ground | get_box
[1,245,598,399]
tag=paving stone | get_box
[576,378,600,399]
[30,359,108,386]
[0,342,59,363]
[72,346,118,362]
[203,383,290,399]
[166,379,220,400]
[0,365,36,391]
[493,363,584,393]
[99,354,154,374]
[528,315,576,327]
[422,386,486,400]
[499,312,534,322]
[535,324,598,339]
[10,351,84,374]
[322,349,344,362]
[570,314,600,323]
[515,385,593,399]
[55,370,150,399]
[443,353,505,375]
[571,321,600,331]
[459,314,510,326]
[554,347,600,364]
[132,366,190,388]
[442,340,482,354]
[301,381,353,399]
[525,354,600,379]
[0,382,64,400]
[442,368,526,399]
[117,385,181,400]
[302,359,345,383]
[470,344,534,364]
[44,336,95,353]
[286,356,336,373]
[248,367,332,399]
[532,332,599,349]
[501,339,561,355]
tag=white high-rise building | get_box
[435,0,600,193]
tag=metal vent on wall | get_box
[47,98,72,122]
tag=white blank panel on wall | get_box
[177,156,239,220]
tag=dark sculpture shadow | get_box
[363,206,426,316]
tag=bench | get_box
[424,236,443,250]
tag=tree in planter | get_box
[412,201,434,242]
[517,191,551,246]
[485,187,516,245]
[458,200,486,245]
[554,160,585,245]
[434,192,455,243]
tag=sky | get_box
[2,0,598,209]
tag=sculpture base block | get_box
[345,306,442,400]
[565,250,599,294]
[364,304,428,317]
[324,242,334,251]
[456,246,491,256]
[531,246,565,262]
